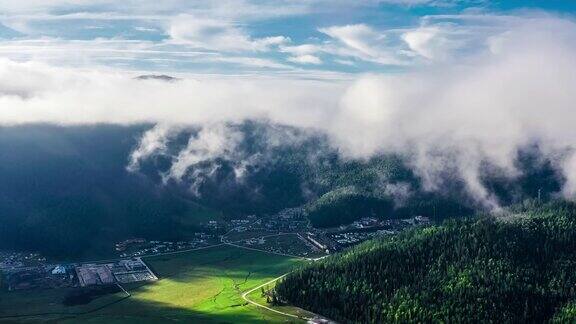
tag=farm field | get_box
[0,245,305,323]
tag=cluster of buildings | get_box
[203,220,226,231]
[340,216,431,231]
[116,236,216,258]
[1,257,157,291]
[328,216,432,247]
[115,238,146,252]
[229,221,250,233]
[76,258,156,286]
[349,217,381,229]
[221,209,310,242]
[263,208,309,232]
[0,252,46,272]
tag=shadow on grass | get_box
[63,294,298,324]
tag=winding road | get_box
[241,273,309,321]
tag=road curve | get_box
[241,274,309,321]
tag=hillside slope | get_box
[0,125,221,259]
[276,201,576,323]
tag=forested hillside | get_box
[301,148,556,228]
[275,200,576,323]
[0,125,218,259]
[0,122,563,258]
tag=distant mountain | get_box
[275,200,576,323]
[135,74,180,82]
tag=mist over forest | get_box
[0,121,564,259]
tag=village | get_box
[0,207,431,293]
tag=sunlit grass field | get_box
[0,245,304,323]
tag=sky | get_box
[2,1,576,206]
[0,0,574,76]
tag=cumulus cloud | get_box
[168,15,289,52]
[319,24,408,65]
[281,44,323,64]
[2,15,576,207]
[320,24,383,56]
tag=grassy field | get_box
[0,245,304,323]
[0,287,129,319]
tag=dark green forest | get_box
[276,200,576,323]
[0,125,214,259]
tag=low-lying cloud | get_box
[2,15,576,207]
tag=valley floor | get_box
[0,245,308,323]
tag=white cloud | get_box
[320,24,383,57]
[280,43,322,56]
[319,24,414,65]
[288,54,322,65]
[205,56,293,69]
[402,26,454,60]
[281,44,324,65]
[134,26,158,32]
[127,124,180,172]
[167,15,288,52]
[166,123,244,181]
[0,37,298,73]
[0,58,344,126]
[317,20,493,65]
[0,0,465,16]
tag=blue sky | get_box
[0,0,574,76]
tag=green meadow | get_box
[0,245,304,323]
